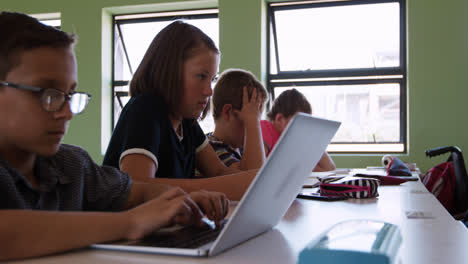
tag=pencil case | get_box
[319,177,380,199]
[353,173,409,185]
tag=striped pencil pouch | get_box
[319,177,380,199]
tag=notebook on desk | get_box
[92,113,341,257]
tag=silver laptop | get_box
[92,113,340,257]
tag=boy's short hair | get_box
[212,69,268,120]
[267,88,311,121]
[0,11,76,79]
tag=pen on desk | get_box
[303,184,320,188]
[353,173,382,179]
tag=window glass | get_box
[271,2,400,72]
[118,19,218,75]
[40,19,61,27]
[274,83,400,143]
[269,0,405,152]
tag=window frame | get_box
[267,0,407,154]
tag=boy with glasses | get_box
[0,11,228,261]
[0,81,91,114]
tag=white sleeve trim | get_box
[196,138,209,153]
[119,148,158,170]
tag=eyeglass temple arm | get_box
[0,81,42,92]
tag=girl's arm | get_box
[120,152,257,200]
[313,152,336,172]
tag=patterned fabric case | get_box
[319,177,380,199]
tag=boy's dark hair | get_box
[212,69,267,120]
[267,88,312,121]
[0,11,76,79]
[130,20,219,120]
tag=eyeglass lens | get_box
[69,93,90,114]
[41,89,89,114]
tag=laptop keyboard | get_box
[136,219,227,249]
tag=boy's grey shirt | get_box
[0,144,132,211]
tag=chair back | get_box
[425,146,468,217]
[450,149,468,214]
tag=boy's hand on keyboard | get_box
[125,187,203,240]
[188,190,230,227]
[124,188,229,240]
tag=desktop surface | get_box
[11,170,468,264]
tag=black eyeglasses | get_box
[0,81,91,114]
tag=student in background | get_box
[204,69,266,170]
[261,88,336,172]
[103,21,257,200]
[0,12,228,261]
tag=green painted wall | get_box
[2,0,467,173]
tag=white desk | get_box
[12,173,468,264]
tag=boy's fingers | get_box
[219,193,229,218]
[210,193,224,221]
[244,86,252,106]
[167,193,204,226]
[165,197,192,225]
[160,187,187,200]
[173,207,192,225]
[184,195,205,223]
[190,191,227,222]
[214,192,229,220]
[256,89,262,104]
[224,197,230,217]
[250,87,258,103]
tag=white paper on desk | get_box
[309,169,350,179]
[303,177,320,187]
[334,168,351,175]
[309,171,335,178]
[352,168,387,176]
